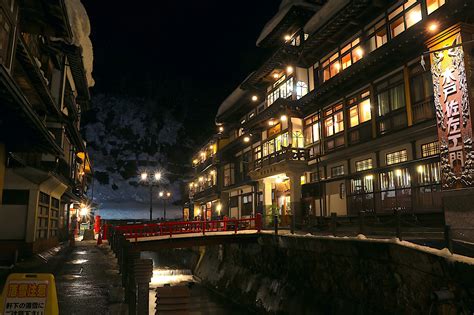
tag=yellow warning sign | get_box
[0,273,58,315]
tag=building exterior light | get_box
[189,183,194,188]
[218,126,224,132]
[273,73,279,79]
[280,115,288,122]
[268,120,274,126]
[210,170,215,175]
[286,66,294,74]
[193,159,198,165]
[198,177,204,182]
[154,172,162,181]
[80,206,89,217]
[417,165,424,174]
[159,191,164,197]
[140,172,148,181]
[166,192,171,197]
[395,169,402,177]
[355,47,364,58]
[284,34,291,41]
[209,145,213,150]
[428,22,438,32]
[200,152,206,158]
[251,95,258,102]
[243,136,250,143]
[216,203,222,215]
[365,174,373,181]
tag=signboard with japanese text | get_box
[0,273,58,315]
[429,29,474,189]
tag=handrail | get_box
[112,213,262,241]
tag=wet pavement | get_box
[55,240,125,315]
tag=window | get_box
[331,165,344,177]
[417,162,440,184]
[388,1,422,38]
[348,174,374,215]
[37,192,50,240]
[321,38,362,82]
[379,168,412,211]
[263,132,289,157]
[386,149,408,165]
[292,131,304,148]
[267,76,293,106]
[224,163,235,187]
[242,193,253,215]
[0,8,12,68]
[296,81,308,99]
[50,198,60,237]
[348,90,371,127]
[376,73,407,133]
[414,162,441,211]
[410,62,434,123]
[421,141,440,158]
[254,146,261,161]
[355,158,373,172]
[324,104,344,137]
[304,113,320,146]
[427,0,445,14]
[367,19,388,52]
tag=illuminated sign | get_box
[430,31,474,189]
[268,123,281,138]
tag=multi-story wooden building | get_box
[0,0,92,255]
[187,0,474,239]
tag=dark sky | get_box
[82,1,280,140]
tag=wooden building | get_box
[0,0,92,255]
[187,0,474,240]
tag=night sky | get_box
[82,0,280,141]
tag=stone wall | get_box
[157,235,474,314]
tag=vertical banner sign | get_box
[430,34,474,189]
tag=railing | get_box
[412,99,435,123]
[111,214,262,241]
[251,147,307,171]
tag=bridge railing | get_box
[111,213,262,241]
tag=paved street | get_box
[55,241,125,315]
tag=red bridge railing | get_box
[110,213,262,241]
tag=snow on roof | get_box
[303,0,351,35]
[215,72,255,121]
[65,0,94,87]
[256,0,319,46]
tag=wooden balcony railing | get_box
[250,147,307,171]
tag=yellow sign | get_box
[0,273,58,315]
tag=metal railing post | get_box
[274,214,279,235]
[444,225,453,253]
[331,212,337,236]
[396,209,402,240]
[256,213,262,232]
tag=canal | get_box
[143,252,249,314]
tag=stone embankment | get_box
[157,234,474,314]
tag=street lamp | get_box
[140,171,162,222]
[159,191,172,221]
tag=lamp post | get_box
[140,171,162,222]
[159,191,172,221]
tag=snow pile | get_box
[65,0,94,87]
[256,0,319,46]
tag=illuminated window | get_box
[367,19,388,52]
[426,0,445,14]
[388,1,422,38]
[348,90,371,127]
[321,38,362,82]
[356,158,373,172]
[267,77,293,106]
[331,165,344,177]
[386,149,408,165]
[224,163,235,187]
[304,113,320,145]
[292,131,304,148]
[421,141,440,157]
[324,104,344,137]
[296,81,308,99]
[417,162,440,184]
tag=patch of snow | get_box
[65,0,94,87]
[356,234,367,239]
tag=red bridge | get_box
[105,214,263,250]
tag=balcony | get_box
[412,99,435,124]
[191,185,218,202]
[250,147,307,172]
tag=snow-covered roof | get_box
[256,0,319,47]
[303,0,351,34]
[65,0,94,87]
[216,86,247,120]
[215,72,255,121]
